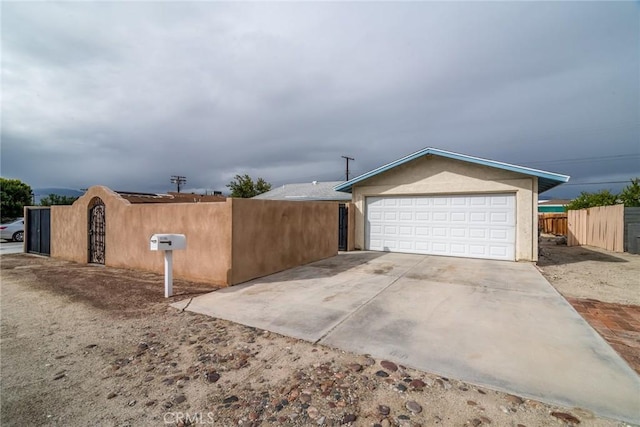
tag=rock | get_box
[107,392,117,399]
[467,400,477,406]
[409,379,427,390]
[550,412,580,425]
[317,416,326,425]
[223,395,239,404]
[378,405,391,416]
[53,372,66,381]
[395,383,407,392]
[477,389,486,394]
[144,375,154,382]
[470,419,482,427]
[145,400,156,407]
[128,400,136,406]
[380,360,398,372]
[347,363,362,372]
[479,416,492,424]
[206,371,220,383]
[506,395,524,405]
[406,401,422,414]
[85,344,98,349]
[363,357,376,366]
[173,394,186,404]
[375,370,389,377]
[381,420,391,427]
[137,342,149,351]
[342,414,356,424]
[300,394,312,404]
[307,406,319,419]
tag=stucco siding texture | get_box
[51,204,88,263]
[51,186,233,285]
[351,156,538,262]
[49,186,338,287]
[231,199,338,285]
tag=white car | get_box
[0,218,24,242]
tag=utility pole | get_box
[341,156,354,181]
[170,175,187,193]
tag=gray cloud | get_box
[2,2,638,198]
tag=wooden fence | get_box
[567,204,624,252]
[538,213,567,235]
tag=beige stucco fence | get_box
[567,204,624,252]
[50,186,338,286]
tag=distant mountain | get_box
[33,188,85,204]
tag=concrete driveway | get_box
[175,252,640,424]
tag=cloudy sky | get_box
[2,1,638,199]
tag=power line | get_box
[341,156,355,181]
[520,154,640,166]
[562,180,632,186]
[170,175,187,193]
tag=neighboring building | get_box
[253,181,352,202]
[538,199,570,213]
[334,147,569,262]
[116,191,226,204]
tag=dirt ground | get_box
[0,252,637,427]
[537,235,640,306]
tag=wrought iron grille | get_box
[88,198,105,264]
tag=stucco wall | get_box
[351,155,538,261]
[230,199,338,284]
[50,186,338,286]
[51,186,233,285]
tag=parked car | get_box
[0,218,24,242]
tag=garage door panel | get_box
[399,226,413,235]
[451,212,466,222]
[399,212,413,221]
[451,228,467,238]
[366,194,515,261]
[432,212,448,222]
[415,227,430,236]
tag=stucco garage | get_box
[335,148,569,262]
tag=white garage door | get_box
[366,194,516,261]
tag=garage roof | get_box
[334,147,570,194]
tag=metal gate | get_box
[26,207,51,255]
[338,204,348,251]
[88,198,106,264]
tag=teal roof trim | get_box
[333,147,570,194]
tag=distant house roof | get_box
[116,191,226,204]
[539,199,571,206]
[334,147,570,194]
[253,181,352,201]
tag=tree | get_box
[40,193,79,206]
[565,189,618,211]
[226,174,272,198]
[619,178,640,207]
[0,177,33,220]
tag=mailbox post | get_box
[150,234,186,297]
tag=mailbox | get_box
[150,234,186,251]
[149,233,186,298]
